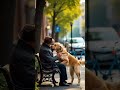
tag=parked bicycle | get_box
[86,42,120,80]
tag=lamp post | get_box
[70,22,73,51]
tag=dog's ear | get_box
[58,46,62,50]
[56,45,63,52]
[59,46,63,51]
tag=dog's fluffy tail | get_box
[79,60,85,65]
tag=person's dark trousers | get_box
[56,63,67,83]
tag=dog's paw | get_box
[77,83,80,86]
[80,87,82,90]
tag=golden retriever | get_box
[52,43,120,89]
[86,68,109,90]
[52,42,85,85]
[86,68,120,90]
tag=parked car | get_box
[87,27,120,65]
[65,37,85,55]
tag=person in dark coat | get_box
[9,25,36,90]
[39,36,69,86]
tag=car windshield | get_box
[67,38,84,43]
[88,31,119,41]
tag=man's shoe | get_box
[55,81,58,83]
[64,81,71,84]
[59,82,70,86]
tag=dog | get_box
[52,42,85,85]
[86,68,120,90]
[105,82,120,90]
[86,68,109,90]
[52,42,120,89]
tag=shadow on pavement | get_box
[40,84,80,90]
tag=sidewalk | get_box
[40,66,85,90]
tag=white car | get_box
[66,37,85,55]
[87,27,120,63]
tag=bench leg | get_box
[39,73,43,86]
[52,73,57,86]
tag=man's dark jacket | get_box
[39,43,68,82]
[9,40,35,89]
[39,43,58,64]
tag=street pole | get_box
[70,22,73,51]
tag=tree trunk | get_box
[52,2,57,39]
[52,13,56,39]
[35,0,46,53]
[55,32,59,41]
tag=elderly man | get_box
[39,36,69,86]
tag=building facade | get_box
[13,0,48,44]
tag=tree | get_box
[55,6,81,39]
[45,0,81,41]
[35,0,46,52]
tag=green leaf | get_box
[45,0,82,37]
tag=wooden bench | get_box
[35,55,60,87]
